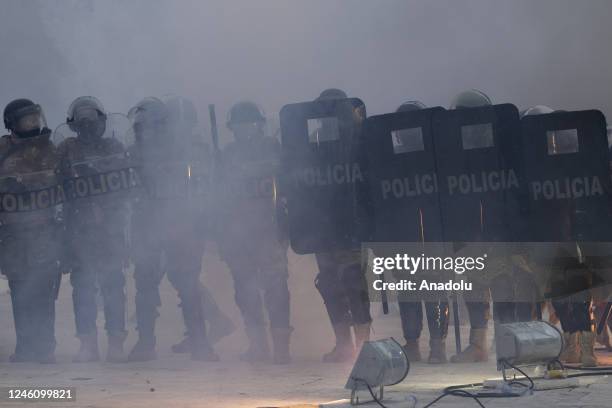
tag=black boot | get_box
[73,333,100,363]
[323,323,355,363]
[191,338,220,362]
[271,327,293,364]
[128,335,157,362]
[240,325,270,362]
[171,335,191,354]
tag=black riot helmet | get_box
[66,96,107,141]
[396,100,427,113]
[521,105,554,118]
[316,88,348,101]
[450,89,492,109]
[3,98,50,138]
[226,101,266,141]
[128,97,169,143]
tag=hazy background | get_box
[2,0,611,143]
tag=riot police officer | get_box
[0,99,62,363]
[449,89,493,363]
[162,95,235,353]
[312,88,372,363]
[215,101,292,364]
[55,96,130,362]
[394,101,450,364]
[522,105,598,367]
[127,97,218,362]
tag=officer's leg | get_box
[552,265,596,366]
[199,284,235,344]
[259,242,292,364]
[29,272,59,363]
[227,255,270,362]
[171,281,236,353]
[315,252,354,362]
[398,301,423,361]
[98,255,127,362]
[71,261,101,362]
[341,261,372,352]
[425,300,449,364]
[554,297,595,365]
[8,279,34,362]
[166,244,218,361]
[451,284,490,363]
[128,245,163,362]
[492,269,537,324]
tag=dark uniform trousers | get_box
[70,222,127,338]
[1,227,61,358]
[223,238,290,330]
[314,250,372,326]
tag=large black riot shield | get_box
[432,104,524,243]
[280,98,369,254]
[521,110,612,242]
[364,107,445,242]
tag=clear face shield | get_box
[71,106,107,141]
[129,107,168,145]
[13,105,49,138]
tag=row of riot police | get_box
[277,87,612,368]
[2,89,610,369]
[0,95,291,364]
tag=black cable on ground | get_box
[422,389,486,408]
[564,365,612,371]
[567,371,612,378]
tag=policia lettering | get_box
[295,163,363,187]
[379,170,603,201]
[0,167,141,212]
[531,176,604,201]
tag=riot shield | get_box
[53,113,140,203]
[212,136,285,259]
[129,120,213,244]
[0,168,64,226]
[364,107,445,242]
[217,152,279,211]
[431,104,524,243]
[280,97,369,254]
[520,110,612,242]
[0,165,64,282]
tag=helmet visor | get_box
[15,111,48,134]
[16,113,43,133]
[73,106,106,138]
[73,106,101,122]
[230,121,263,140]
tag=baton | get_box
[208,104,220,154]
[597,301,612,335]
[381,272,389,315]
[453,294,462,353]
